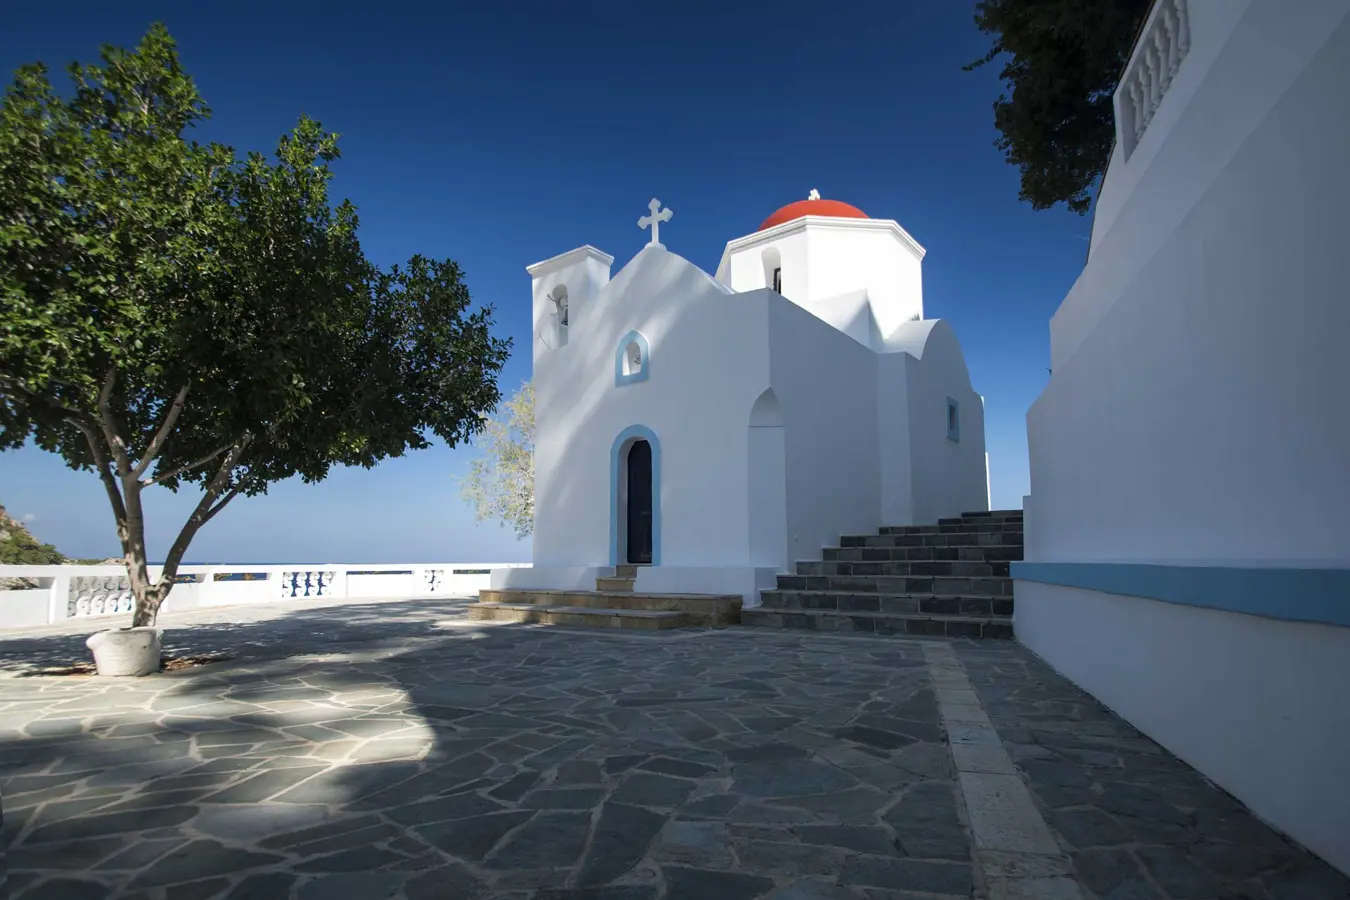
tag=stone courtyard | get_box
[0,597,1346,899]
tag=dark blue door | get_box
[626,440,653,564]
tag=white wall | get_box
[1018,0,1350,878]
[877,352,915,526]
[1089,0,1252,260]
[718,218,925,350]
[769,298,881,563]
[529,231,987,577]
[0,563,528,631]
[721,228,811,301]
[1027,4,1350,562]
[806,225,924,340]
[0,589,51,629]
[531,245,767,568]
[901,321,990,523]
[1061,0,1349,372]
[1017,583,1350,876]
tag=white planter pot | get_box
[86,627,163,677]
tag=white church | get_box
[491,192,989,604]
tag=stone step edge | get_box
[793,566,1009,574]
[468,602,690,620]
[480,589,740,602]
[762,590,1014,601]
[743,608,1013,625]
[839,537,1025,544]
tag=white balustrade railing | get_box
[1117,0,1191,159]
[0,562,528,631]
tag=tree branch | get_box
[141,441,230,487]
[96,367,132,476]
[133,383,190,479]
[153,433,253,592]
[65,415,130,541]
[201,482,245,526]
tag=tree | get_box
[965,0,1152,214]
[460,380,533,539]
[0,25,512,627]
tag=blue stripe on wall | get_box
[1012,562,1350,628]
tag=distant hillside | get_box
[0,505,65,565]
[0,507,120,590]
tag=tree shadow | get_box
[0,596,482,675]
[3,599,1348,900]
[0,598,720,898]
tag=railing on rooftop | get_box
[1116,0,1192,160]
[0,562,529,631]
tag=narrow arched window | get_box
[614,330,650,386]
[762,246,783,295]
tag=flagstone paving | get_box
[0,597,1346,898]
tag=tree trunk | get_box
[128,439,252,628]
[121,480,167,628]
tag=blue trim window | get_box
[946,397,960,442]
[615,330,650,386]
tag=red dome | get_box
[758,198,869,231]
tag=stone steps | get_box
[741,510,1024,640]
[742,607,1014,639]
[879,522,1023,535]
[823,546,1023,563]
[475,588,741,628]
[840,532,1023,548]
[761,590,1014,618]
[774,575,1013,597]
[595,576,636,592]
[796,560,1012,578]
[467,602,693,630]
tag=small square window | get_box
[946,398,960,442]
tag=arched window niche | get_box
[762,246,783,294]
[546,283,569,348]
[614,330,650,386]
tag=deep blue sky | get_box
[0,1,1088,564]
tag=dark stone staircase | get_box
[741,509,1023,638]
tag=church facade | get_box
[492,195,989,604]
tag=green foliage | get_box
[0,24,511,627]
[966,0,1151,214]
[460,380,533,539]
[0,507,65,565]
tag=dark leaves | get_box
[966,0,1152,214]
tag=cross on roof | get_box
[808,188,821,200]
[638,198,673,247]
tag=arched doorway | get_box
[626,440,653,564]
[748,389,788,570]
[610,425,662,566]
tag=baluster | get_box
[1160,1,1180,80]
[1128,79,1145,143]
[1175,0,1191,56]
[1154,28,1172,95]
[1147,44,1163,120]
